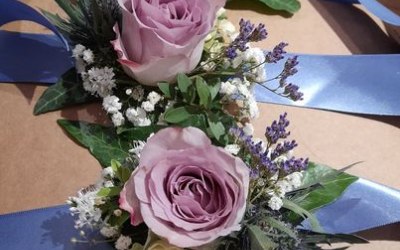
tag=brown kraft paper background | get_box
[1,0,400,249]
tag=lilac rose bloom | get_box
[119,127,249,248]
[112,0,226,86]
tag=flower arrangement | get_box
[34,0,367,249]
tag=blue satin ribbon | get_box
[255,53,400,116]
[302,178,400,233]
[1,178,399,250]
[326,0,400,26]
[0,0,73,84]
[0,31,74,84]
[0,205,112,250]
[0,0,68,48]
[1,0,400,116]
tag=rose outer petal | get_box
[119,169,143,226]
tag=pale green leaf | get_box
[177,73,191,93]
[195,77,211,107]
[258,0,301,14]
[164,106,192,123]
[247,225,277,250]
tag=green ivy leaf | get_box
[34,68,97,115]
[116,125,163,141]
[57,119,130,167]
[195,77,211,108]
[258,0,301,14]
[164,106,193,123]
[247,225,277,250]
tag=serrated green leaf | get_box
[208,118,225,141]
[97,187,122,197]
[57,119,130,167]
[209,81,221,101]
[195,77,211,107]
[34,68,97,115]
[247,225,277,250]
[158,82,173,99]
[177,73,191,93]
[164,106,192,123]
[258,0,301,14]
[178,114,207,130]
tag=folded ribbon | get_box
[326,0,400,26]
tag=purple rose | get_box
[119,127,249,248]
[112,0,226,86]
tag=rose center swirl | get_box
[166,165,226,221]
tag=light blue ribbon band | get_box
[0,205,112,250]
[1,178,399,249]
[255,53,400,116]
[325,0,400,26]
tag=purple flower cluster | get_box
[282,157,309,173]
[284,83,304,101]
[271,140,297,160]
[266,42,288,63]
[230,113,309,177]
[265,112,291,144]
[225,19,268,59]
[229,127,278,175]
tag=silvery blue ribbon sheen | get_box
[326,0,400,26]
[255,53,400,116]
[1,178,399,250]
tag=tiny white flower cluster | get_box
[101,90,163,127]
[115,235,132,250]
[67,165,117,229]
[219,77,259,120]
[229,47,267,83]
[73,44,117,98]
[72,44,94,73]
[125,90,162,127]
[268,171,304,210]
[67,184,102,229]
[102,95,125,127]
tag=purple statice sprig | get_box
[230,113,308,178]
[258,53,304,101]
[265,112,291,145]
[229,127,278,178]
[266,42,288,64]
[225,19,268,59]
